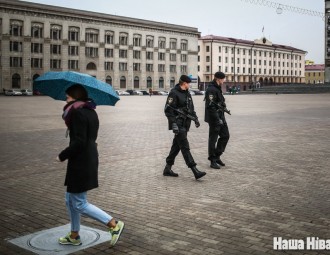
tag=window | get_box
[158,64,165,72]
[146,64,153,72]
[105,48,113,58]
[104,61,113,71]
[10,20,23,36]
[133,50,141,59]
[146,36,154,48]
[50,59,61,69]
[68,27,79,41]
[158,52,165,61]
[225,47,228,53]
[50,44,61,55]
[159,77,164,89]
[69,46,79,56]
[119,49,128,58]
[119,62,127,71]
[119,33,128,45]
[146,51,153,60]
[10,41,22,52]
[85,29,99,43]
[31,43,43,53]
[133,63,140,71]
[147,77,152,88]
[219,56,221,62]
[206,56,210,62]
[105,31,114,44]
[206,66,210,72]
[225,57,228,63]
[159,37,166,49]
[134,76,139,89]
[170,39,177,50]
[68,60,79,70]
[170,53,176,61]
[106,76,112,85]
[50,25,62,40]
[133,34,141,46]
[31,58,43,68]
[170,65,176,72]
[181,40,188,51]
[170,77,175,88]
[120,76,126,89]
[181,65,187,73]
[10,57,22,67]
[31,23,43,38]
[85,47,98,57]
[219,46,221,52]
[181,54,187,62]
[206,46,210,52]
[87,62,96,70]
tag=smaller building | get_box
[305,64,325,84]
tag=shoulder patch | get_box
[168,97,173,104]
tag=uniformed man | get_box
[163,75,206,180]
[204,72,230,169]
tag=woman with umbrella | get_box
[56,84,124,246]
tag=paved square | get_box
[0,94,330,254]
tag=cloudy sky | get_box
[24,0,325,63]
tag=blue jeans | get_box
[65,192,112,232]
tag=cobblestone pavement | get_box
[0,93,330,255]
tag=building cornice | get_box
[0,0,201,37]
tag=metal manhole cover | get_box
[8,224,110,255]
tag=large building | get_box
[325,0,330,83]
[198,35,306,92]
[0,0,200,92]
[305,64,325,84]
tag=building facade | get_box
[325,0,330,83]
[198,35,306,91]
[0,0,200,92]
[305,64,325,84]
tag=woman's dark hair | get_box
[65,84,88,101]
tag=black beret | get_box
[179,75,192,83]
[214,72,226,79]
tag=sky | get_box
[23,0,325,64]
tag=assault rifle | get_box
[209,100,231,115]
[165,104,197,121]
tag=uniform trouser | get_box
[208,123,230,161]
[166,130,196,168]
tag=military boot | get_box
[190,166,206,180]
[163,164,178,177]
[210,160,221,169]
[216,158,225,166]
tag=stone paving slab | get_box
[0,94,330,254]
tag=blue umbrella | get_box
[34,71,120,106]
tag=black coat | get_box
[59,107,99,193]
[204,80,227,124]
[164,84,198,131]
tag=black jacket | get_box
[204,80,227,124]
[165,84,198,131]
[59,107,99,193]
